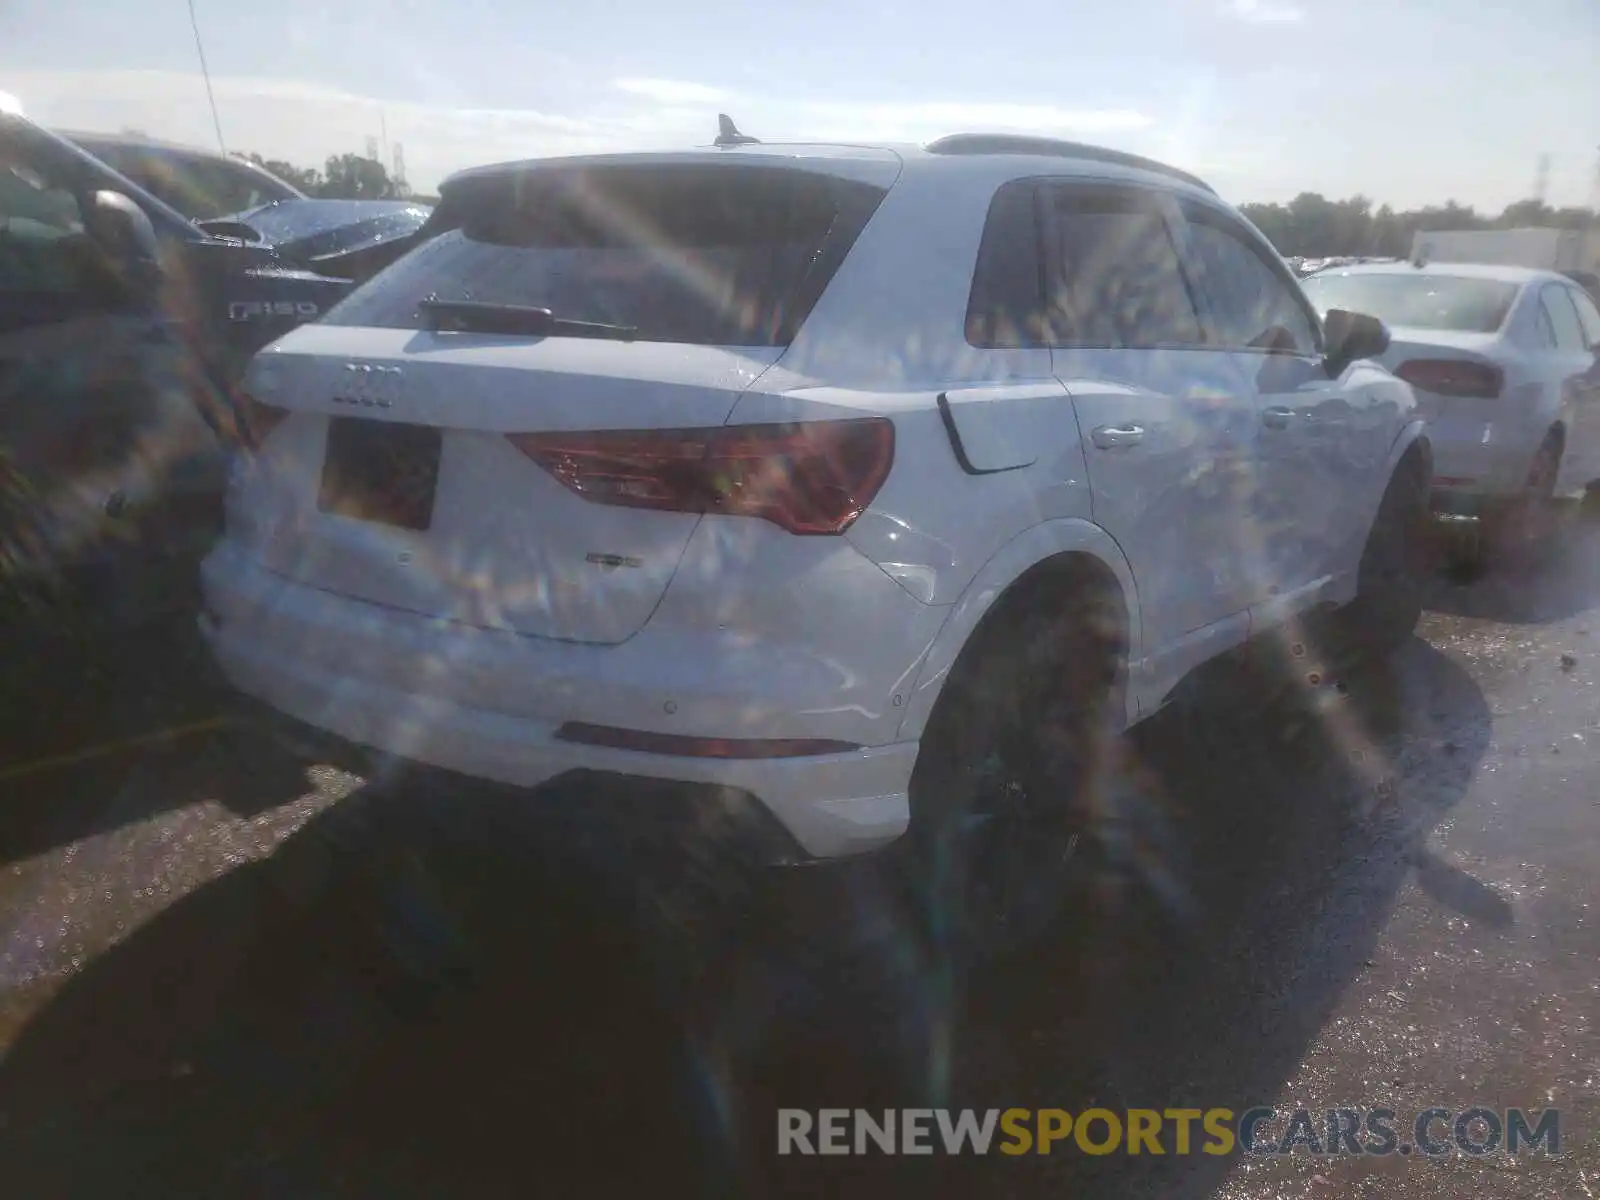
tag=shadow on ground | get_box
[0,607,317,866]
[1421,496,1600,625]
[0,622,1492,1198]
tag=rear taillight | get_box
[506,418,895,536]
[238,393,289,445]
[1395,359,1504,399]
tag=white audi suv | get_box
[200,130,1428,955]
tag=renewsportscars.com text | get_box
[777,1107,1561,1157]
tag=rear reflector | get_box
[1395,359,1504,399]
[505,418,894,535]
[554,722,860,759]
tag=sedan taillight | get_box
[505,418,895,536]
[1395,359,1504,400]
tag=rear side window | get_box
[965,181,1046,348]
[1181,207,1318,354]
[1541,285,1588,352]
[1568,286,1600,348]
[1041,186,1203,348]
[323,165,887,347]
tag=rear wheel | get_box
[901,576,1124,965]
[1486,434,1564,564]
[1335,457,1428,661]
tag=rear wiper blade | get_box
[419,298,637,341]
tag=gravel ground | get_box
[0,518,1598,1198]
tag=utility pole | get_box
[1533,152,1550,206]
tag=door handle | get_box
[1091,424,1145,449]
[1262,406,1294,430]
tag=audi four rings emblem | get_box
[332,363,403,408]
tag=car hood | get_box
[200,199,433,268]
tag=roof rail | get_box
[923,134,1214,194]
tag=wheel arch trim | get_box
[1385,418,1431,482]
[894,518,1141,742]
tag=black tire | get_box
[1485,435,1564,565]
[1440,519,1488,576]
[1337,457,1428,660]
[900,575,1124,965]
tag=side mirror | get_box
[82,189,163,292]
[1323,307,1390,377]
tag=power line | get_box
[187,0,227,153]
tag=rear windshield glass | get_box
[1301,271,1519,333]
[322,165,887,346]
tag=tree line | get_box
[1238,193,1597,259]
[244,152,438,205]
[242,151,1596,255]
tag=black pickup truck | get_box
[0,109,375,621]
[64,130,432,287]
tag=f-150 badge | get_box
[228,300,321,322]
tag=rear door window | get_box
[1533,298,1558,348]
[324,165,887,347]
[1541,285,1587,352]
[965,180,1046,348]
[1039,185,1203,348]
[1179,204,1319,354]
[1560,286,1600,349]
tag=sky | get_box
[1,0,1596,210]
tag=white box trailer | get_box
[1411,226,1600,274]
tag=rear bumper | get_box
[231,691,818,866]
[198,546,917,859]
[1425,411,1546,500]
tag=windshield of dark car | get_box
[322,166,886,346]
[1301,271,1520,333]
[85,144,299,220]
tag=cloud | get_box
[613,78,729,105]
[3,68,1156,193]
[4,69,652,191]
[1222,0,1306,22]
